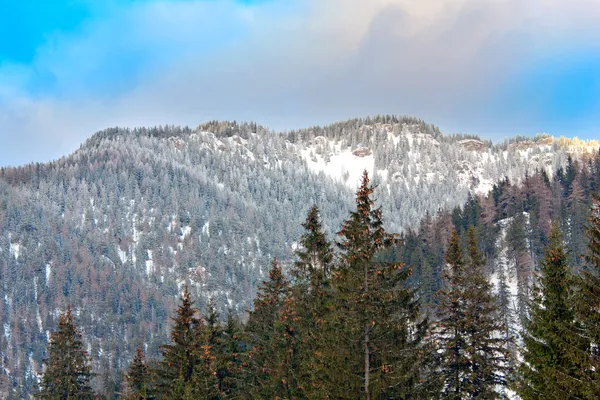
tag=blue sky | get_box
[0,0,599,166]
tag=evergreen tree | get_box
[244,259,300,398]
[517,224,583,399]
[293,204,333,284]
[462,227,509,398]
[215,309,244,397]
[572,195,600,398]
[437,229,469,399]
[328,171,429,399]
[496,264,518,374]
[189,298,220,399]
[290,205,334,397]
[36,306,95,399]
[155,286,202,396]
[125,346,151,400]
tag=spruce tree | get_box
[155,286,202,396]
[291,205,334,397]
[36,306,95,399]
[517,224,583,399]
[216,309,244,397]
[462,226,509,398]
[329,171,428,399]
[125,346,151,400]
[244,259,300,398]
[572,195,600,398]
[496,264,518,373]
[189,298,220,399]
[437,229,469,399]
[293,204,333,284]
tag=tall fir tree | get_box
[517,224,584,399]
[290,205,334,397]
[461,227,509,398]
[437,229,469,399]
[496,264,518,374]
[244,259,301,398]
[572,195,600,398]
[36,306,95,399]
[188,298,221,399]
[328,171,429,399]
[125,346,151,400]
[215,309,244,397]
[155,286,203,398]
[293,204,333,284]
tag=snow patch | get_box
[9,242,20,260]
[301,142,375,188]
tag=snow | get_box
[146,250,154,276]
[9,242,20,260]
[181,225,192,240]
[491,213,530,348]
[117,246,127,264]
[46,264,52,285]
[301,142,375,188]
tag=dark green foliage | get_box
[517,224,585,399]
[244,259,302,399]
[571,196,600,398]
[125,346,151,399]
[289,205,334,397]
[36,306,95,399]
[327,171,430,399]
[214,309,244,397]
[462,227,509,398]
[437,228,509,399]
[155,287,202,395]
[437,229,469,398]
[293,204,333,283]
[188,298,221,399]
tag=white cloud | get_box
[1,0,599,166]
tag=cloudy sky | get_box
[1,0,599,166]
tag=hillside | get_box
[0,115,598,395]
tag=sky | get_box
[0,0,599,166]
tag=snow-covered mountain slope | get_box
[0,115,598,395]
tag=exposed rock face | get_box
[352,147,372,157]
[459,139,486,152]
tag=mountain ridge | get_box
[0,115,598,396]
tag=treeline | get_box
[36,171,600,399]
[2,120,586,396]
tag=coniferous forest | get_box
[0,119,599,398]
[36,152,600,399]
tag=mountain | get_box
[399,150,600,399]
[0,115,598,395]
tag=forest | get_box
[35,147,600,399]
[0,118,599,398]
[3,117,593,397]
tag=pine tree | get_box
[244,259,300,398]
[496,264,518,373]
[293,204,333,284]
[437,229,469,399]
[290,205,334,397]
[189,298,220,399]
[328,171,429,399]
[461,227,509,398]
[517,224,583,399]
[125,346,151,400]
[36,306,95,399]
[215,309,244,397]
[155,286,202,396]
[572,195,600,398]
